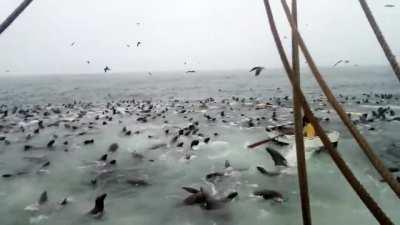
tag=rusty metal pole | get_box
[358,0,400,81]
[0,0,34,35]
[291,1,312,225]
[280,0,400,198]
[262,1,393,224]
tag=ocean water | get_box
[0,67,399,225]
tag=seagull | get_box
[126,44,131,48]
[136,22,141,26]
[137,41,142,47]
[148,72,152,76]
[332,60,343,67]
[86,60,90,64]
[249,66,265,76]
[70,42,75,46]
[104,66,111,73]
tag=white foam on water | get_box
[29,215,49,224]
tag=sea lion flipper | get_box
[181,186,199,194]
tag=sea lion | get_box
[38,191,48,205]
[266,148,288,167]
[190,140,200,149]
[99,154,108,161]
[89,193,107,216]
[256,166,280,177]
[47,140,55,148]
[84,139,94,145]
[108,143,119,152]
[201,192,238,210]
[253,189,283,202]
[205,172,225,183]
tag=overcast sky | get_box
[0,0,399,74]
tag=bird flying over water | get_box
[86,60,90,64]
[104,66,111,73]
[137,41,142,47]
[249,66,264,76]
[332,60,343,67]
[70,42,75,46]
[384,4,395,8]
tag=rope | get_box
[280,0,400,198]
[0,0,34,35]
[263,1,393,224]
[358,0,400,81]
[290,0,312,224]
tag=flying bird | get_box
[126,44,131,48]
[70,42,75,46]
[137,41,142,47]
[384,4,395,8]
[332,60,343,67]
[104,66,111,73]
[249,66,265,76]
[86,60,90,64]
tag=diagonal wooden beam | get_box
[262,1,393,224]
[358,0,400,81]
[0,0,34,35]
[291,0,312,224]
[280,0,400,199]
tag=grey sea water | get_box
[0,67,399,225]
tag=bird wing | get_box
[249,67,259,72]
[332,60,343,67]
[255,68,263,76]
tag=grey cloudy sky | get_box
[0,0,399,74]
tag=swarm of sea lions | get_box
[0,90,399,222]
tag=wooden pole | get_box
[291,0,312,225]
[280,0,400,198]
[0,0,34,35]
[358,0,400,81]
[262,1,393,224]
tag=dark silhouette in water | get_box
[253,189,283,202]
[38,191,48,205]
[266,147,288,167]
[256,166,280,176]
[89,193,107,216]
